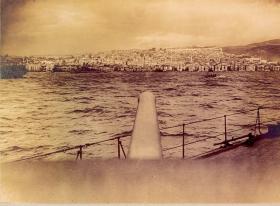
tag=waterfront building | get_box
[26,63,44,72]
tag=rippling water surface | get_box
[0,72,280,161]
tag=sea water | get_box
[0,71,280,162]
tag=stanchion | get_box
[258,107,262,134]
[117,137,121,159]
[182,123,185,159]
[76,145,83,160]
[120,141,127,159]
[254,107,262,135]
[224,115,228,145]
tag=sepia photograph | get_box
[1,0,280,203]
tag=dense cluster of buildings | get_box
[1,47,280,72]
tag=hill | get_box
[223,39,280,62]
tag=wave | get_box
[0,117,12,121]
[73,96,94,101]
[113,130,132,138]
[69,129,92,135]
[158,111,173,117]
[1,145,32,153]
[164,88,177,91]
[200,103,215,109]
[0,130,12,135]
[232,97,242,101]
[69,106,107,114]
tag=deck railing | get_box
[160,106,280,159]
[14,134,129,162]
[11,106,280,162]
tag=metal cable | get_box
[161,107,264,131]
[163,131,225,152]
[14,133,131,162]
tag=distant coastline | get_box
[1,39,280,73]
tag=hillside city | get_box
[1,47,280,72]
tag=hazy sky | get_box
[1,0,280,55]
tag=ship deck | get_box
[1,135,280,203]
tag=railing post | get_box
[224,115,228,143]
[258,107,262,134]
[182,123,185,159]
[117,137,121,159]
[120,141,127,159]
[76,145,83,160]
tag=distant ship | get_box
[0,65,27,79]
[204,69,217,78]
[205,72,217,78]
[69,65,101,73]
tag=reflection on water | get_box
[0,72,280,161]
